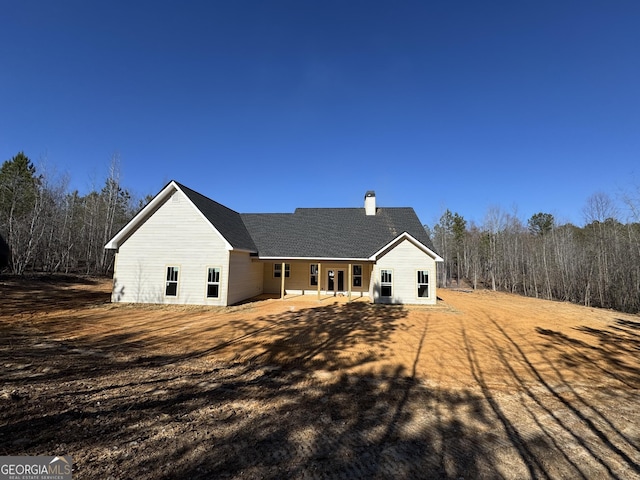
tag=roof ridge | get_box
[294,206,413,210]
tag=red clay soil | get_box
[1,277,639,479]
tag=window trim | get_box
[380,268,393,298]
[310,264,318,286]
[206,266,222,299]
[273,263,290,278]
[352,264,363,288]
[417,270,429,298]
[165,265,180,297]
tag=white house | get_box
[104,181,443,306]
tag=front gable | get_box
[370,232,444,263]
[118,189,228,254]
[371,234,441,305]
[105,181,232,251]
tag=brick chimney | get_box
[365,191,376,216]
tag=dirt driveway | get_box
[1,277,639,479]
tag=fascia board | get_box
[369,232,444,262]
[258,256,372,262]
[104,181,178,250]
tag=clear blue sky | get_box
[2,1,639,227]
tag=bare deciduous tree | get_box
[0,152,138,276]
[431,195,640,313]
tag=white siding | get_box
[112,190,231,305]
[227,252,263,305]
[372,238,438,305]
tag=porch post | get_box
[317,262,322,300]
[348,263,352,302]
[280,262,286,300]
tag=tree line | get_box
[430,192,640,313]
[0,152,140,276]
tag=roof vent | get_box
[364,191,376,216]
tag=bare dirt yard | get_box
[1,276,639,479]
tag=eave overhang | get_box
[256,256,373,262]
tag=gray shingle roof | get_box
[176,182,258,252]
[241,207,434,258]
[175,182,435,258]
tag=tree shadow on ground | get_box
[536,317,640,389]
[0,275,109,316]
[192,302,407,372]
[475,316,640,479]
[0,318,507,479]
[2,284,640,479]
[0,295,511,479]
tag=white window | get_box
[310,264,318,286]
[417,270,429,298]
[352,264,362,287]
[166,266,179,296]
[380,269,392,297]
[207,267,221,298]
[274,263,290,278]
